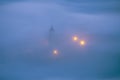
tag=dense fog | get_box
[0,0,120,80]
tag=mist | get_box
[0,0,120,80]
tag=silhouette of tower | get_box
[48,26,55,44]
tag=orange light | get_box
[80,40,85,46]
[53,49,58,55]
[73,36,78,41]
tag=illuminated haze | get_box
[0,0,120,80]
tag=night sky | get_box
[0,0,120,80]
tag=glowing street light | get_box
[73,36,78,41]
[80,40,85,46]
[53,49,58,55]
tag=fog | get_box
[0,0,120,80]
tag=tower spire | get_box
[50,25,55,32]
[48,25,55,44]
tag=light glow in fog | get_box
[53,49,58,55]
[73,36,78,41]
[80,40,85,46]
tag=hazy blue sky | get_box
[0,0,120,80]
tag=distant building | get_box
[48,26,55,45]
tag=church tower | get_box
[48,26,55,44]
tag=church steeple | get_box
[48,26,55,44]
[49,26,55,32]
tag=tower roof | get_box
[50,26,55,32]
